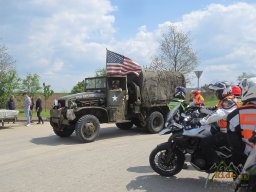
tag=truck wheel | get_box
[75,115,100,142]
[147,111,164,133]
[53,125,75,137]
[116,122,133,130]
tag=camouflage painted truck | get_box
[50,70,185,142]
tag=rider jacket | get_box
[193,94,205,105]
[200,95,239,133]
[227,101,256,155]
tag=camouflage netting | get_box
[128,70,185,105]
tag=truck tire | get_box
[75,115,100,142]
[50,118,75,137]
[116,122,133,130]
[147,111,164,133]
[53,125,75,137]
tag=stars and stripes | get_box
[106,50,142,76]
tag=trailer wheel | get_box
[147,111,164,133]
[75,115,100,143]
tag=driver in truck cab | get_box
[111,80,122,91]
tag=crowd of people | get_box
[6,93,44,126]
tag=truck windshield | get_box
[85,77,106,90]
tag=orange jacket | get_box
[193,94,205,105]
[217,95,240,130]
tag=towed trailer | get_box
[0,109,19,127]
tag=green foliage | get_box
[237,72,256,81]
[96,68,106,76]
[0,70,20,108]
[43,82,54,111]
[0,43,19,108]
[71,80,85,94]
[19,73,41,96]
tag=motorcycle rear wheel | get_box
[149,142,185,177]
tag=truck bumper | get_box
[50,109,70,125]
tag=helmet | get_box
[208,81,232,100]
[192,90,201,95]
[174,86,186,99]
[239,77,256,102]
[232,85,241,96]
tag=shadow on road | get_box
[127,165,154,174]
[31,126,149,146]
[126,174,234,192]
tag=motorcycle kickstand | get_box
[204,173,211,189]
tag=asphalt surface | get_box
[0,122,235,192]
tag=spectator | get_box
[6,95,16,110]
[23,93,31,127]
[53,98,58,109]
[36,96,44,124]
[29,96,34,123]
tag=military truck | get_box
[50,70,185,142]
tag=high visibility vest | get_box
[193,94,204,105]
[238,104,256,150]
[217,95,239,132]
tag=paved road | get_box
[0,122,234,192]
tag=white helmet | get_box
[239,77,256,102]
[208,81,232,100]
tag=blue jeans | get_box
[24,108,30,125]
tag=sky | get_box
[1,0,256,92]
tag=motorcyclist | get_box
[167,86,188,118]
[190,89,205,106]
[227,77,256,167]
[167,86,189,169]
[193,81,240,171]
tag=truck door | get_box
[107,77,127,122]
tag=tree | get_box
[149,25,198,81]
[237,72,256,81]
[96,68,106,76]
[71,80,85,94]
[19,73,41,96]
[0,43,19,108]
[43,82,54,111]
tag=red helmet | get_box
[192,90,201,95]
[232,85,241,96]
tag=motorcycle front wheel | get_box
[149,142,185,177]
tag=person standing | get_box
[29,96,34,123]
[23,93,31,127]
[36,96,44,124]
[6,95,16,110]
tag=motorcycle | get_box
[235,132,256,192]
[149,108,233,177]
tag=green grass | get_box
[204,97,218,107]
[18,109,50,118]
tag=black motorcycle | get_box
[149,110,233,177]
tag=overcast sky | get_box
[1,0,256,92]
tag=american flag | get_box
[106,50,142,76]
